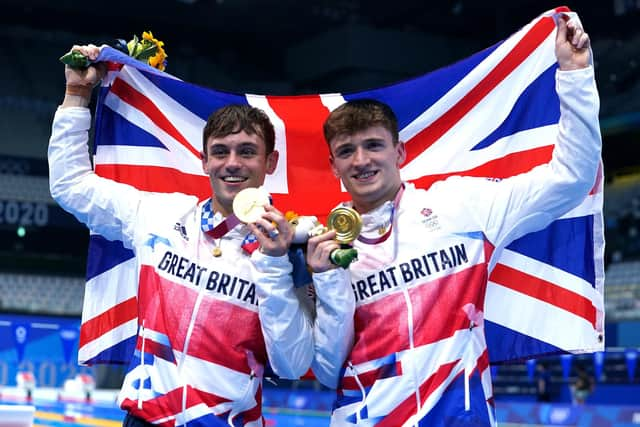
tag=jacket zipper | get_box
[138,319,146,410]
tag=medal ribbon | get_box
[204,213,241,239]
[357,184,405,245]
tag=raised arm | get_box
[435,13,601,257]
[48,44,145,248]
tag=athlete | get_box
[307,13,601,426]
[49,45,351,426]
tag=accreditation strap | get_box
[204,214,241,239]
[357,184,405,245]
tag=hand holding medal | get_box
[306,207,362,271]
[233,187,271,224]
[326,207,361,268]
[233,187,293,257]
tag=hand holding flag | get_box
[555,13,591,70]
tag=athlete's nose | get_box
[352,146,370,166]
[225,151,243,170]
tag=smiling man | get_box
[47,44,354,427]
[307,15,602,427]
[201,105,278,217]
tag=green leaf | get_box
[134,44,158,61]
[59,51,90,68]
[127,35,139,56]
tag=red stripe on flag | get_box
[404,15,556,164]
[110,78,202,159]
[476,348,490,374]
[410,145,553,189]
[106,62,123,72]
[79,297,138,347]
[95,164,210,200]
[375,360,459,427]
[490,262,597,327]
[267,96,344,219]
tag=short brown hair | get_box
[323,99,399,146]
[203,104,275,156]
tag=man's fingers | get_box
[576,32,590,50]
[556,15,568,41]
[307,230,337,250]
[261,208,289,232]
[310,240,339,261]
[252,218,279,239]
[70,44,100,61]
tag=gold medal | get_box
[212,246,222,257]
[327,207,362,244]
[232,187,271,223]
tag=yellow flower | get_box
[140,31,167,71]
[149,45,167,71]
[60,31,168,71]
[142,31,156,43]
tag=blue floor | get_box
[1,397,331,427]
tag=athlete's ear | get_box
[266,150,279,174]
[396,141,406,167]
[329,155,341,178]
[200,151,207,174]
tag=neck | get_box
[353,184,403,214]
[212,198,233,218]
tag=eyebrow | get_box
[209,141,260,149]
[334,137,385,148]
[363,137,386,143]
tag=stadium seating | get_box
[0,273,84,315]
[0,174,53,204]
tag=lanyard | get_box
[357,184,404,245]
[204,213,240,239]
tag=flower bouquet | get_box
[59,31,167,71]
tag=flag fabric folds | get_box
[78,6,604,367]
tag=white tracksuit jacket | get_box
[48,107,353,426]
[317,67,602,426]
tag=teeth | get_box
[222,176,246,182]
[356,171,375,179]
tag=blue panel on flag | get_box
[84,334,137,366]
[506,216,595,286]
[486,319,563,363]
[141,70,249,121]
[86,235,135,281]
[184,413,228,427]
[96,106,169,149]
[344,42,500,130]
[472,64,560,151]
[418,369,492,427]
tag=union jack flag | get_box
[78,6,604,367]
